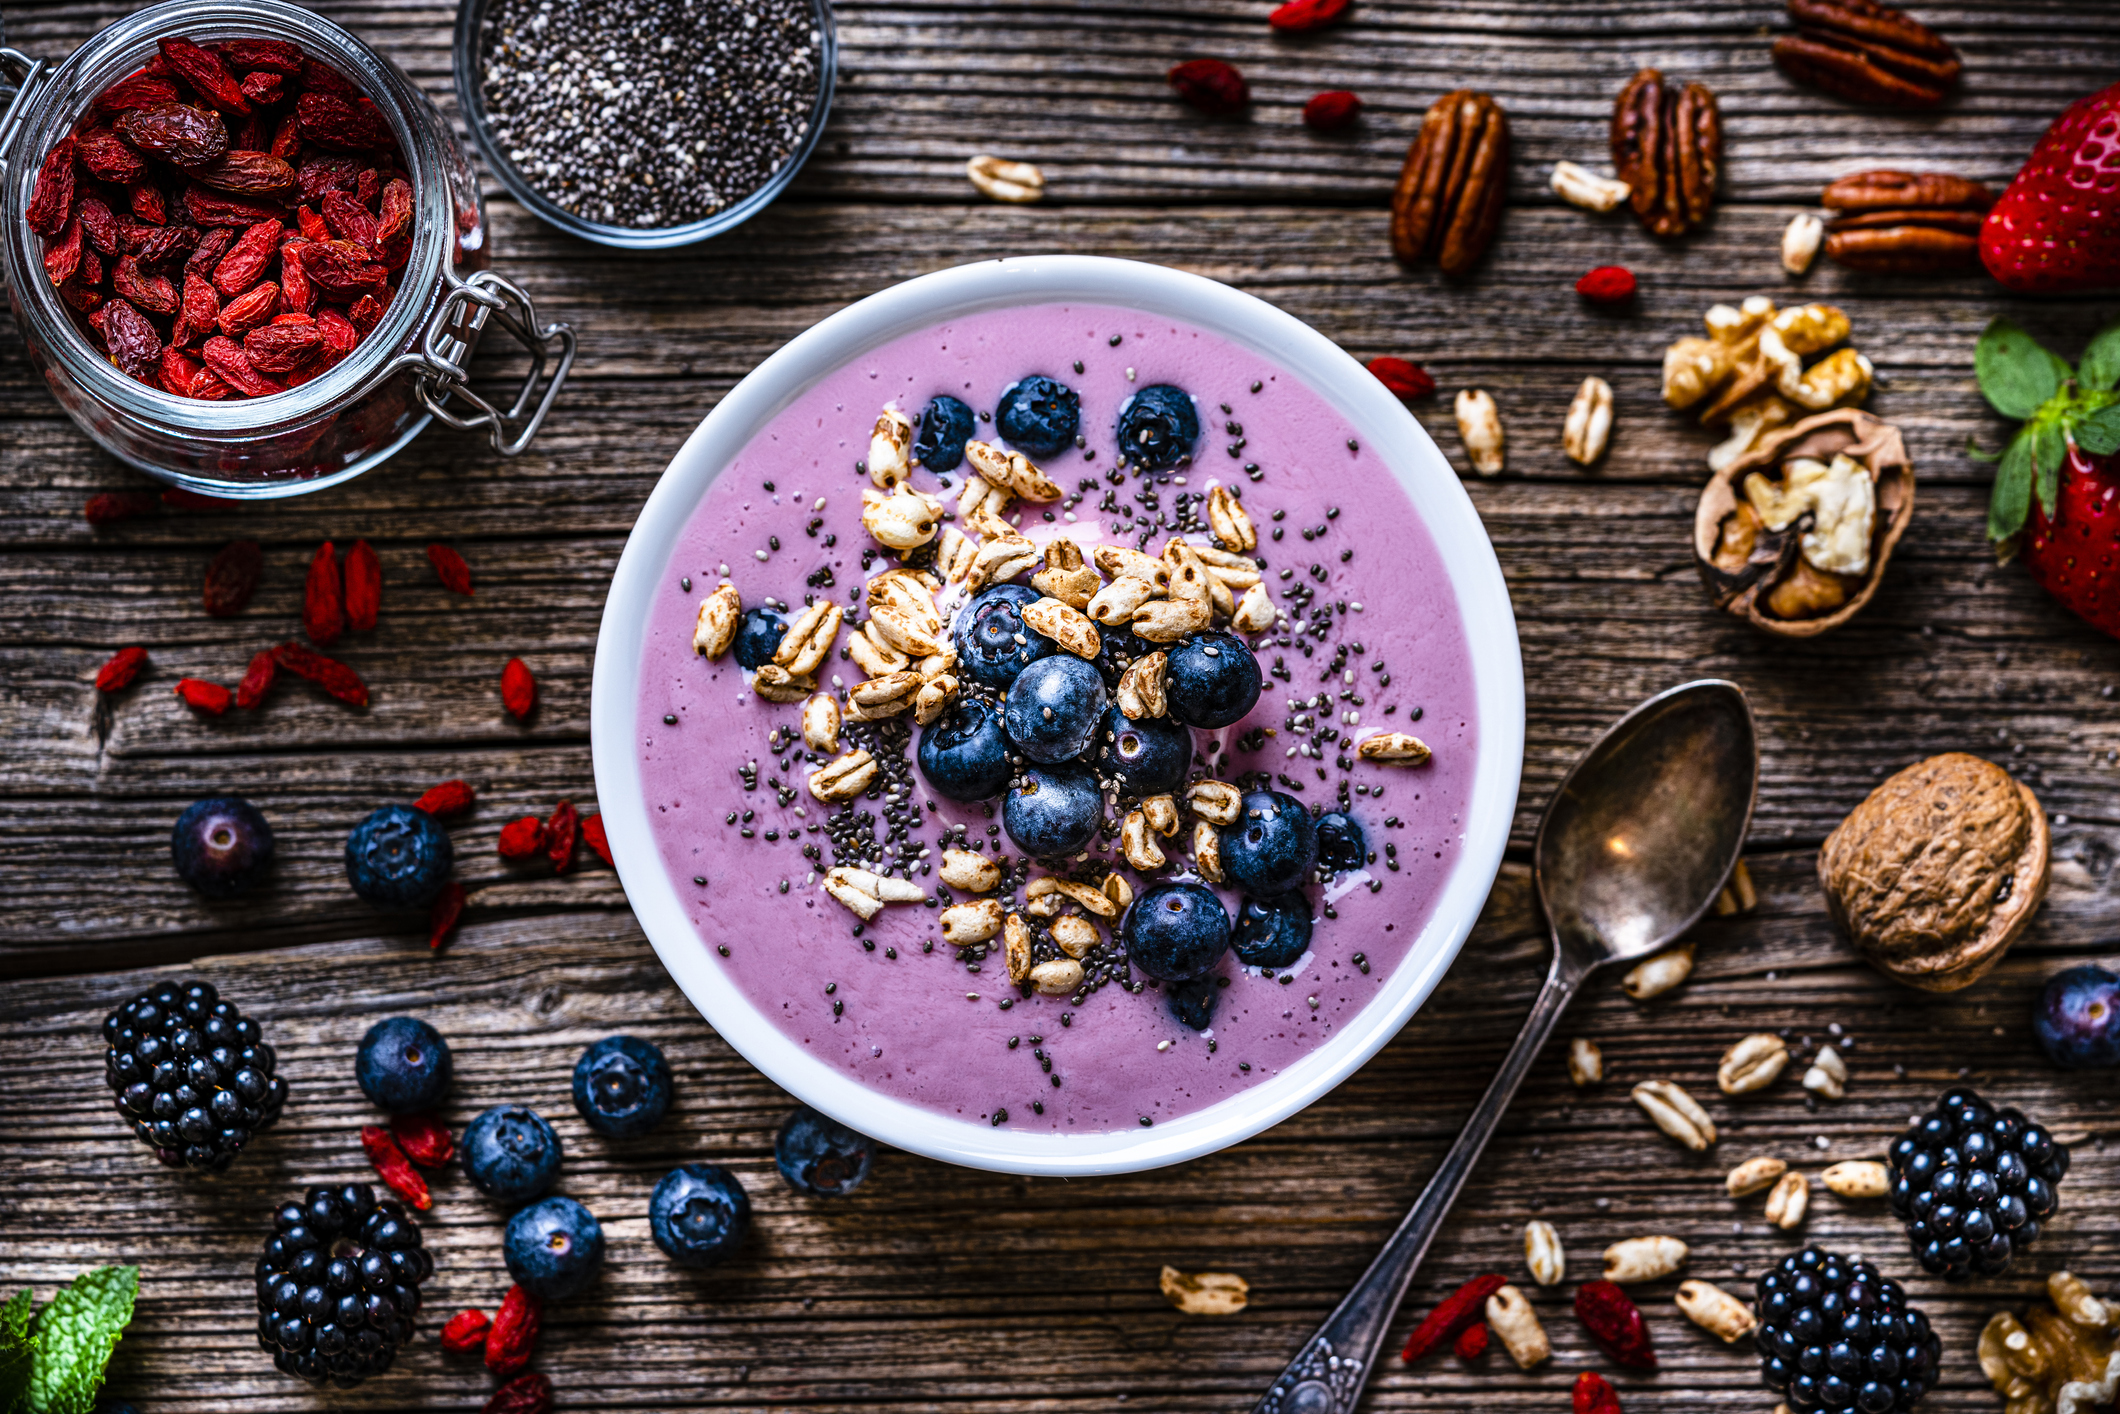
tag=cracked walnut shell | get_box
[1819,752,2049,993]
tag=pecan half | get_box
[1774,0,1961,110]
[1820,169,1994,274]
[1390,90,1510,277]
[1612,69,1721,238]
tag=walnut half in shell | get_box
[1693,408,1912,637]
[1819,753,2050,993]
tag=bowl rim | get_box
[590,254,1524,1176]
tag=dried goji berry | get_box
[159,36,251,114]
[581,814,613,867]
[355,167,382,207]
[302,239,388,300]
[26,138,75,237]
[321,189,378,249]
[96,645,149,691]
[95,71,183,115]
[183,184,289,229]
[100,299,163,384]
[1269,0,1349,31]
[1453,1321,1489,1360]
[298,156,362,204]
[485,1285,543,1378]
[501,657,536,722]
[1400,1274,1507,1363]
[359,1124,431,1209]
[166,274,216,348]
[300,57,361,99]
[304,540,344,646]
[1573,1370,1622,1414]
[43,217,83,288]
[212,218,281,296]
[295,205,331,243]
[116,101,229,166]
[375,178,412,268]
[440,1308,491,1353]
[298,91,392,150]
[202,335,284,398]
[1302,90,1361,132]
[191,150,298,198]
[160,347,203,397]
[175,677,232,714]
[270,109,303,161]
[74,196,122,256]
[497,816,547,859]
[346,294,384,335]
[1167,58,1250,117]
[245,320,323,373]
[483,1373,552,1414]
[547,801,579,874]
[427,543,473,596]
[190,372,235,400]
[219,38,305,75]
[272,640,369,706]
[1368,356,1437,402]
[128,181,167,224]
[391,1110,455,1167]
[1575,265,1637,305]
[113,255,178,315]
[342,538,381,631]
[235,649,277,709]
[238,70,284,107]
[414,780,475,817]
[131,224,196,269]
[1575,1279,1657,1370]
[316,308,359,366]
[84,491,159,526]
[426,879,465,950]
[76,129,151,184]
[203,539,263,617]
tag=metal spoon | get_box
[1254,679,1759,1414]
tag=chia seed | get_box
[477,0,825,229]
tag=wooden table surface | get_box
[5,1,2120,1409]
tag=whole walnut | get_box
[1818,753,2049,992]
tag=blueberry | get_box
[1314,811,1367,874]
[354,1017,452,1113]
[1115,384,1200,470]
[2034,965,2120,1068]
[344,805,453,909]
[917,697,1013,802]
[503,1195,604,1300]
[570,1035,672,1137]
[1124,881,1230,982]
[1166,975,1217,1031]
[462,1104,562,1205]
[1002,760,1104,858]
[774,1106,875,1196]
[1231,891,1313,968]
[171,796,276,899]
[649,1162,752,1268]
[1092,704,1192,797]
[954,583,1056,689]
[1003,655,1107,763]
[1089,624,1155,689]
[1220,790,1317,895]
[733,607,787,670]
[1163,631,1262,729]
[994,374,1079,457]
[914,394,975,471]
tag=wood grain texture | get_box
[3,0,2119,1408]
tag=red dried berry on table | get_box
[271,640,369,707]
[235,649,277,709]
[1399,1273,1507,1363]
[1269,0,1349,32]
[497,816,547,859]
[345,539,381,631]
[304,540,344,647]
[84,491,159,526]
[547,801,579,874]
[203,539,263,618]
[1573,1370,1623,1414]
[486,1284,543,1378]
[1303,90,1362,132]
[1452,1321,1489,1360]
[483,1372,552,1414]
[501,657,536,722]
[96,646,149,692]
[414,779,476,817]
[359,1124,431,1209]
[391,1111,455,1167]
[1576,265,1638,304]
[1168,59,1250,117]
[26,138,76,237]
[440,1308,491,1353]
[116,102,229,166]
[159,36,251,114]
[582,814,613,867]
[175,677,232,715]
[428,879,466,951]
[1575,1279,1657,1370]
[1367,356,1437,402]
[428,543,474,596]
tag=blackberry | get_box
[1887,1086,2068,1280]
[1754,1248,1938,1414]
[254,1182,432,1388]
[101,979,286,1172]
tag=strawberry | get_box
[1977,317,2120,638]
[1980,81,2120,295]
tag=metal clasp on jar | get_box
[409,266,576,456]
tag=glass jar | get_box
[0,0,574,498]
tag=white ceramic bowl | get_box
[591,255,1524,1176]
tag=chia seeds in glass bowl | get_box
[453,0,834,248]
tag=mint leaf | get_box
[1977,318,2072,420]
[2081,320,2120,393]
[26,1267,136,1414]
[2034,420,2066,517]
[0,1289,36,1414]
[1989,426,2037,540]
[2079,404,2120,458]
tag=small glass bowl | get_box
[450,0,835,250]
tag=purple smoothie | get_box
[634,303,1479,1133]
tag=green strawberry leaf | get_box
[0,1289,37,1414]
[1988,425,2038,541]
[2078,404,2120,458]
[1976,318,2072,420]
[2080,319,2120,394]
[25,1267,136,1414]
[2034,420,2066,517]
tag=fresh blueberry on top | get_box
[733,606,787,670]
[1125,881,1231,982]
[355,1016,452,1113]
[954,583,1056,689]
[995,374,1080,457]
[1115,384,1200,470]
[917,697,1013,802]
[462,1104,562,1205]
[650,1162,752,1268]
[774,1106,875,1196]
[504,1194,604,1300]
[1089,624,1154,689]
[1231,891,1313,968]
[571,1035,672,1137]
[1165,975,1217,1031]
[1003,654,1107,763]
[344,804,453,909]
[171,795,275,899]
[1314,811,1368,875]
[1221,789,1317,895]
[1164,630,1262,729]
[1003,760,1104,858]
[2034,965,2120,1069]
[914,394,976,471]
[1093,704,1193,798]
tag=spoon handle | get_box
[1252,947,1592,1414]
